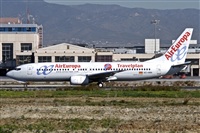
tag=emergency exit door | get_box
[157,64,161,75]
[27,65,32,75]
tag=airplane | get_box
[6,28,193,87]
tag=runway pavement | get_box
[0,76,199,90]
[1,76,200,82]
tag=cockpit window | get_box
[15,68,21,71]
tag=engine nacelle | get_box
[70,75,89,85]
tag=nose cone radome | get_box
[6,71,14,78]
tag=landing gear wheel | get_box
[98,82,104,88]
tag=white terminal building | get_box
[0,18,199,76]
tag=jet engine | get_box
[70,75,89,85]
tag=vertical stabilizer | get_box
[148,28,193,65]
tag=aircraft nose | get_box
[6,70,14,78]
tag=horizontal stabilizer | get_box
[172,61,191,67]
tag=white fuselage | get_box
[7,61,170,82]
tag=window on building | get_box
[138,58,149,62]
[21,43,32,52]
[55,56,74,62]
[0,27,37,32]
[31,27,36,32]
[38,56,51,62]
[78,56,91,62]
[96,55,112,62]
[8,28,12,31]
[2,43,13,62]
[121,58,136,61]
[26,27,31,31]
[16,55,32,66]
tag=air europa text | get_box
[165,31,190,60]
[55,64,81,68]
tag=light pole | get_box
[151,19,160,54]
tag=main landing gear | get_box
[97,82,104,88]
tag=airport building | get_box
[0,18,199,76]
[35,43,96,63]
[0,18,43,75]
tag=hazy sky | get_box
[44,0,200,9]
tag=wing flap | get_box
[87,70,121,82]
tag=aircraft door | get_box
[156,64,161,75]
[27,65,32,75]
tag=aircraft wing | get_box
[87,70,122,82]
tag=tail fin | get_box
[149,28,193,65]
[164,28,193,65]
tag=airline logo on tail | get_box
[165,31,191,62]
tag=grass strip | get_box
[0,118,121,132]
[0,90,200,98]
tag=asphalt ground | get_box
[0,76,199,90]
[1,76,199,82]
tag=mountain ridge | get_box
[0,1,199,47]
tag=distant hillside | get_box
[0,0,199,47]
